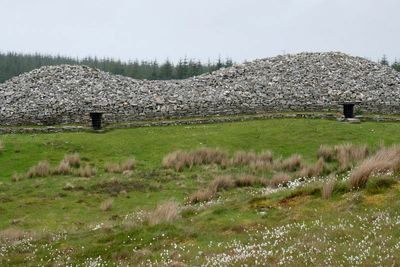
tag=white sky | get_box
[1,0,399,63]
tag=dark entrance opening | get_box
[90,112,103,130]
[342,103,355,118]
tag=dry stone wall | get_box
[0,52,399,126]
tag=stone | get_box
[0,52,399,126]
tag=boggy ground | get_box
[0,118,400,266]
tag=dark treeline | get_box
[0,52,234,83]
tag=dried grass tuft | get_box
[75,165,97,177]
[209,175,235,192]
[53,160,71,175]
[188,189,215,204]
[235,175,258,187]
[27,160,51,178]
[349,145,400,189]
[104,162,122,173]
[322,178,336,199]
[148,200,180,225]
[162,148,228,171]
[232,150,273,169]
[11,172,25,182]
[105,158,136,173]
[335,144,369,171]
[63,153,81,167]
[276,154,303,172]
[0,228,35,242]
[317,145,335,162]
[100,198,114,211]
[269,172,291,187]
[298,158,325,178]
[120,158,136,171]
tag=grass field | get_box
[1,118,400,266]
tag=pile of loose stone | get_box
[0,52,399,125]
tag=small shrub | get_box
[235,175,258,187]
[75,165,97,177]
[269,172,291,187]
[188,189,215,204]
[63,153,81,167]
[148,200,180,225]
[366,176,396,194]
[27,161,51,178]
[100,198,114,211]
[322,178,336,199]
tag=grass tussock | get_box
[298,158,325,178]
[63,153,81,167]
[335,144,369,171]
[235,175,258,187]
[75,165,97,178]
[269,172,291,187]
[53,160,71,175]
[317,145,335,162]
[188,175,236,204]
[209,175,235,192]
[0,228,35,242]
[349,145,400,189]
[322,178,336,199]
[231,151,257,166]
[120,158,136,171]
[148,200,180,226]
[27,160,51,178]
[162,148,228,171]
[100,198,114,211]
[105,158,136,173]
[11,172,25,182]
[188,189,215,204]
[104,162,122,173]
[232,150,273,170]
[275,154,303,172]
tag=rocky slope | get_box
[0,52,399,125]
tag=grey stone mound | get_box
[0,51,399,125]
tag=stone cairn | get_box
[0,52,399,126]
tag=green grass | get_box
[1,118,400,266]
[1,119,399,177]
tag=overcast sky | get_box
[1,0,399,63]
